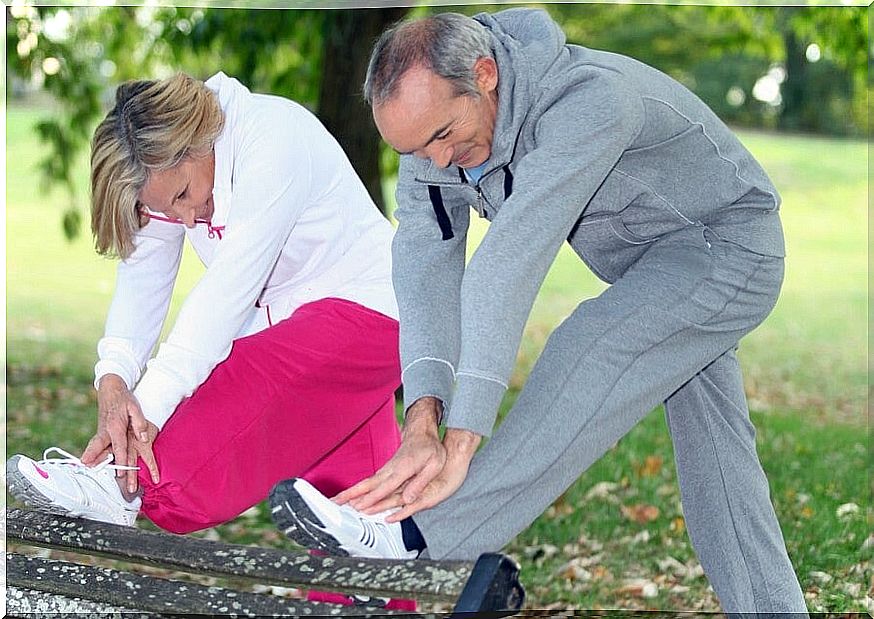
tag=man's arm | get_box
[447,70,646,438]
[333,157,472,512]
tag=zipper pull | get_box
[475,188,487,219]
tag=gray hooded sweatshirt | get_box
[392,8,784,438]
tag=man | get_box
[270,8,807,613]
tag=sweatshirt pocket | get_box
[568,214,659,283]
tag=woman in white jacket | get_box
[7,72,402,535]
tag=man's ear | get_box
[474,57,499,94]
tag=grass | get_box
[5,102,869,612]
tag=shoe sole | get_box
[6,456,74,519]
[268,479,349,556]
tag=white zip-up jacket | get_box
[94,72,398,429]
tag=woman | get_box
[7,71,402,535]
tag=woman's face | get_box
[139,151,216,226]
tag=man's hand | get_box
[334,397,445,513]
[383,427,481,523]
[81,374,152,477]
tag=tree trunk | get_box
[317,8,408,215]
[778,8,808,132]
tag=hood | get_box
[474,8,567,165]
[408,9,567,183]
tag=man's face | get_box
[373,59,499,169]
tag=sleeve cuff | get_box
[444,372,506,438]
[94,360,136,392]
[132,370,181,431]
[401,357,456,420]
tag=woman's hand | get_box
[81,374,152,476]
[125,421,160,493]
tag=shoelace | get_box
[39,447,139,473]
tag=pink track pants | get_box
[137,297,402,534]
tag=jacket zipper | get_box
[416,174,493,219]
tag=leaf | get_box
[557,558,592,582]
[808,570,832,584]
[585,481,619,500]
[621,503,660,524]
[616,578,659,598]
[836,502,860,518]
[637,455,664,477]
[62,208,81,241]
[657,556,687,575]
[670,516,686,534]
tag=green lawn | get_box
[5,102,869,612]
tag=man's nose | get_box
[424,144,453,169]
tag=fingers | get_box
[334,476,380,505]
[137,442,160,485]
[385,475,454,523]
[107,416,129,477]
[126,400,150,443]
[399,457,444,505]
[81,432,111,465]
[361,492,406,515]
[126,449,139,494]
[345,473,407,511]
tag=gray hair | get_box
[364,12,493,106]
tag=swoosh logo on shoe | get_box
[33,464,49,479]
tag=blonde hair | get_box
[90,72,224,258]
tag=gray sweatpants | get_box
[414,226,807,613]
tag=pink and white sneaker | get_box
[6,447,141,526]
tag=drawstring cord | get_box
[145,212,225,239]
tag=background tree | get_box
[6,5,408,239]
[6,4,869,241]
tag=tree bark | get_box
[317,8,408,215]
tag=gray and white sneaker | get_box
[6,447,141,526]
[269,478,418,560]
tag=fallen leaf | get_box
[585,481,619,500]
[557,558,592,582]
[670,516,686,534]
[616,578,659,598]
[684,563,705,581]
[523,543,558,562]
[638,455,664,478]
[657,556,687,575]
[800,506,814,518]
[837,502,860,518]
[809,571,832,585]
[621,503,660,524]
[842,582,861,596]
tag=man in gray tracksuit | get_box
[282,8,807,613]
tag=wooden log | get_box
[6,585,149,617]
[6,554,401,616]
[7,508,471,601]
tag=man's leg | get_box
[413,228,803,610]
[665,349,806,612]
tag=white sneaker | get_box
[269,478,418,560]
[6,447,142,526]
